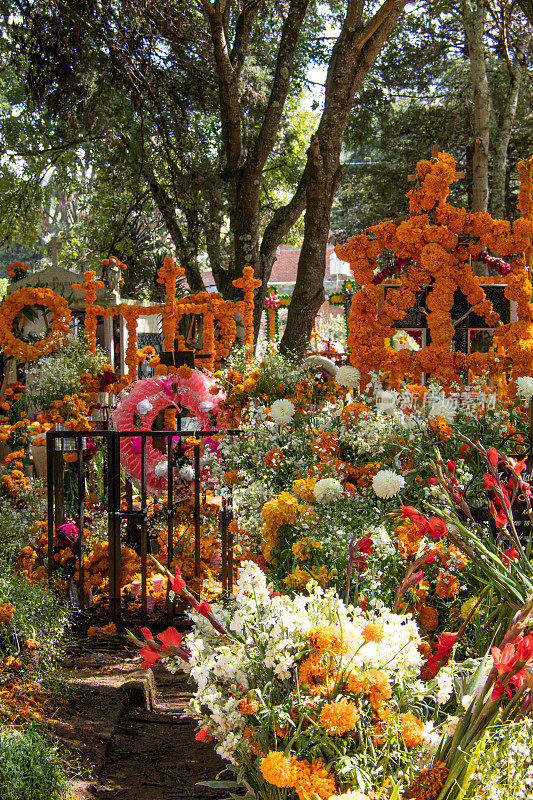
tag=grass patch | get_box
[0,725,67,800]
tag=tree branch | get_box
[245,0,310,175]
[260,165,308,260]
[200,1,243,172]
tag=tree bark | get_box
[281,0,408,356]
[145,166,206,293]
[463,0,491,213]
[490,28,531,218]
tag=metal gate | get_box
[46,427,240,620]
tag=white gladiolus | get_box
[372,469,405,499]
[270,398,295,424]
[136,399,153,416]
[313,477,343,504]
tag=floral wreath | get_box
[335,151,533,388]
[0,286,72,362]
[111,369,226,495]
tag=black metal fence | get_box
[46,427,240,620]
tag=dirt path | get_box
[51,638,226,800]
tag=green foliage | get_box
[0,484,46,560]
[0,562,71,666]
[27,336,107,413]
[0,726,67,800]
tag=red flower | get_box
[157,627,182,649]
[435,632,457,662]
[270,590,282,598]
[425,516,447,539]
[483,473,499,491]
[139,646,164,670]
[499,547,519,566]
[507,456,527,475]
[490,502,508,529]
[192,601,214,617]
[487,447,499,468]
[170,566,186,594]
[447,460,456,475]
[353,556,367,574]
[195,728,208,742]
[356,535,374,554]
[491,642,521,677]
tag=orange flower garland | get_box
[0,287,72,362]
[336,152,533,387]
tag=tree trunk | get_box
[463,0,491,212]
[281,0,408,357]
[490,30,531,219]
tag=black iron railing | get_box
[46,427,241,620]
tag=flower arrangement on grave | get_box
[111,365,226,496]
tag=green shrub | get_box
[0,726,67,800]
[0,485,46,561]
[0,563,71,666]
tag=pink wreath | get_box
[111,370,226,495]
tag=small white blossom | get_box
[154,460,168,477]
[516,376,533,400]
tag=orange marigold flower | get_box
[238,695,260,715]
[435,573,460,598]
[294,758,336,800]
[260,751,298,788]
[406,762,449,800]
[0,603,15,623]
[361,623,383,643]
[319,699,360,735]
[308,625,344,653]
[418,604,439,632]
[23,638,41,650]
[398,712,425,748]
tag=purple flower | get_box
[57,522,79,544]
[131,437,142,454]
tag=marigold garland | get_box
[0,287,72,362]
[336,151,533,388]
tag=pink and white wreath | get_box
[111,370,226,495]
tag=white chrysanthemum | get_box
[179,465,195,481]
[270,398,295,424]
[313,477,343,504]
[154,460,168,477]
[335,365,360,389]
[198,401,214,413]
[372,469,405,499]
[136,399,153,415]
[516,376,533,400]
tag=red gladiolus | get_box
[195,728,208,742]
[140,627,154,641]
[425,516,447,539]
[353,556,366,574]
[487,447,499,468]
[490,502,508,529]
[193,601,214,618]
[139,646,164,670]
[435,632,457,662]
[483,473,499,491]
[447,460,456,475]
[170,565,186,594]
[270,590,282,598]
[508,457,527,475]
[499,547,519,566]
[356,535,374,554]
[157,627,182,649]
